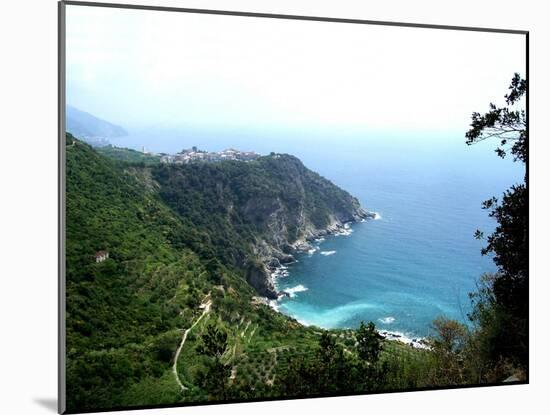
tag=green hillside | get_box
[64,133,513,413]
[65,134,324,410]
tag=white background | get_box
[0,0,546,414]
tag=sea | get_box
[112,126,525,339]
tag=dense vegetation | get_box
[153,153,365,245]
[65,73,528,413]
[465,73,528,378]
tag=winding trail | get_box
[172,296,212,391]
[241,320,251,338]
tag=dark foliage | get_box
[466,74,528,372]
[466,73,527,163]
[196,324,231,400]
[196,324,228,360]
[273,324,392,397]
[356,321,383,363]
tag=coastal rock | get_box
[293,241,313,253]
[245,262,278,299]
[278,254,295,264]
[267,258,282,269]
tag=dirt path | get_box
[241,320,251,338]
[172,296,212,391]
[247,324,257,343]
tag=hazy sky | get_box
[66,4,526,136]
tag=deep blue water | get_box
[114,127,524,338]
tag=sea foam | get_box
[379,330,430,349]
[320,250,336,256]
[379,316,395,324]
[268,299,280,311]
[284,284,309,298]
[335,228,353,236]
[280,301,376,328]
[308,246,320,255]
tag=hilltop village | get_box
[159,146,260,164]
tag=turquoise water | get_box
[268,133,524,338]
[116,128,524,338]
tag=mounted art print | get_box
[59,1,529,413]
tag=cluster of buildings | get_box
[159,147,260,164]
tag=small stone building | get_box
[94,250,109,263]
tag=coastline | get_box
[268,209,376,294]
[263,209,376,297]
[258,295,430,350]
[259,211,431,350]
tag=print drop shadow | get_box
[34,398,57,413]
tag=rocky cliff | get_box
[151,153,373,298]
